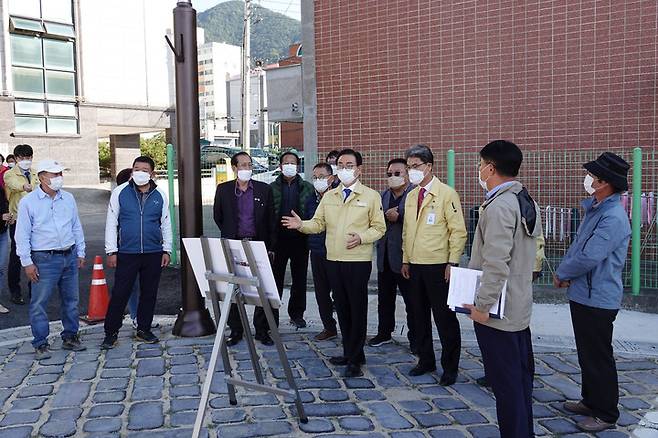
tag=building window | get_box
[8,0,78,135]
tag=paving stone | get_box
[0,411,41,426]
[171,374,200,386]
[136,358,165,377]
[339,416,374,431]
[218,421,293,437]
[39,420,77,437]
[540,374,582,400]
[419,385,451,397]
[100,368,131,379]
[303,366,333,378]
[127,402,164,430]
[412,412,452,427]
[171,364,198,375]
[170,385,200,397]
[96,377,129,391]
[104,358,132,369]
[344,378,375,389]
[11,397,46,410]
[429,430,468,438]
[596,431,634,438]
[533,388,566,402]
[617,410,640,427]
[320,434,385,438]
[390,432,425,438]
[294,378,341,389]
[539,355,580,374]
[136,349,162,358]
[354,390,385,401]
[0,426,33,438]
[93,391,126,403]
[0,369,30,388]
[398,400,432,413]
[83,418,122,433]
[319,389,349,402]
[532,404,556,418]
[620,383,652,395]
[251,406,286,420]
[171,411,196,426]
[26,373,60,385]
[52,382,91,407]
[88,403,125,418]
[617,361,658,371]
[539,418,579,434]
[130,387,162,401]
[0,388,14,406]
[48,408,83,422]
[282,390,315,404]
[299,402,361,417]
[65,363,98,380]
[171,397,201,412]
[450,410,488,425]
[620,397,651,410]
[211,408,247,424]
[627,372,658,386]
[299,418,335,433]
[452,383,496,407]
[39,352,69,366]
[367,402,413,429]
[209,396,231,409]
[466,425,501,437]
[170,355,196,365]
[432,397,468,410]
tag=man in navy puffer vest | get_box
[101,156,172,349]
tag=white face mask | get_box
[132,170,151,186]
[408,168,425,185]
[337,168,356,186]
[387,175,405,189]
[330,164,338,175]
[48,175,63,191]
[7,162,15,168]
[313,178,329,193]
[281,164,297,178]
[583,174,596,195]
[237,169,252,182]
[478,164,491,191]
[18,160,32,170]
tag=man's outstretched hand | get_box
[281,210,303,230]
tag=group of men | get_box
[9,138,631,436]
[214,141,631,436]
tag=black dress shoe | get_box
[344,364,363,378]
[258,333,274,346]
[329,356,349,366]
[409,363,437,376]
[226,333,243,346]
[439,373,457,386]
[10,294,25,305]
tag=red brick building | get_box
[310,1,657,183]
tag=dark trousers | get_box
[104,253,163,335]
[272,236,308,323]
[227,298,269,338]
[409,263,461,375]
[475,323,534,437]
[327,260,371,365]
[570,300,620,423]
[8,224,30,297]
[377,257,414,347]
[310,252,336,332]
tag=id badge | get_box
[426,212,436,225]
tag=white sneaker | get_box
[131,318,138,329]
[0,303,8,314]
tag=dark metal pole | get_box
[170,0,215,337]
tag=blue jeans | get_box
[127,275,140,320]
[29,249,80,348]
[0,230,9,292]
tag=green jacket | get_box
[270,174,314,219]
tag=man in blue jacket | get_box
[101,156,172,349]
[554,152,631,433]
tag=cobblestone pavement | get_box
[0,319,657,438]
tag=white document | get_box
[447,267,506,319]
[182,238,230,299]
[226,239,280,307]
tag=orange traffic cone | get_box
[80,256,110,324]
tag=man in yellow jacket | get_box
[401,144,467,383]
[4,144,38,305]
[282,148,386,378]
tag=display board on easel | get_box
[183,237,307,438]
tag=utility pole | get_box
[241,0,252,152]
[258,68,267,149]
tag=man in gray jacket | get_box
[465,140,542,438]
[554,152,631,433]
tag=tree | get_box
[98,141,110,177]
[140,133,167,170]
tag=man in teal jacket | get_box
[554,152,631,433]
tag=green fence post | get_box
[446,149,455,188]
[631,147,642,295]
[167,143,179,266]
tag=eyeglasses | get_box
[337,164,357,170]
[312,175,330,181]
[386,171,403,177]
[407,162,427,170]
[236,162,253,170]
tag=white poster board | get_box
[447,267,506,319]
[183,238,280,308]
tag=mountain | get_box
[197,1,301,64]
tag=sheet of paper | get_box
[447,267,506,319]
[226,239,280,307]
[182,237,230,298]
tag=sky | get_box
[191,0,301,21]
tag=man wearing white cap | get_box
[15,159,87,360]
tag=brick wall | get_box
[313,0,657,186]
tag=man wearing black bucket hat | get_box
[553,152,631,433]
